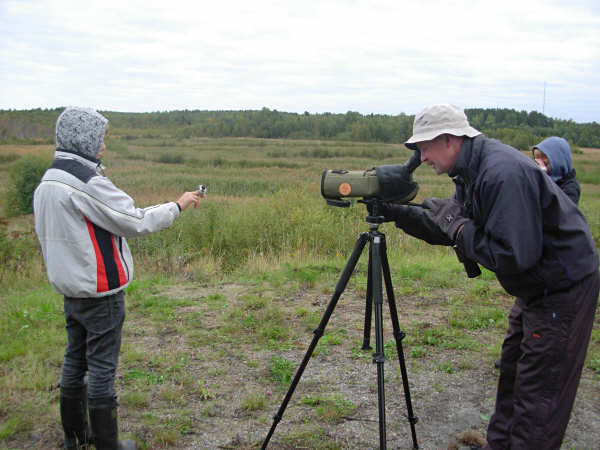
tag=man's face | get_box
[416,134,461,175]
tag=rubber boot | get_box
[60,385,93,449]
[88,397,136,450]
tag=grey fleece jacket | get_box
[34,151,180,297]
[34,107,180,298]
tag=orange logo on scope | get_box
[338,182,352,196]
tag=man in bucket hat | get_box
[381,104,599,449]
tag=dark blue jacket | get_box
[392,135,598,300]
[453,135,597,300]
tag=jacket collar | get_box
[56,148,99,164]
[448,135,484,183]
[55,150,105,173]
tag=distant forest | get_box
[1,107,599,150]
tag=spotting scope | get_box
[321,150,421,207]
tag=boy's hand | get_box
[176,191,203,211]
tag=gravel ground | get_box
[171,284,600,450]
[9,282,598,449]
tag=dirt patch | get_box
[126,282,599,449]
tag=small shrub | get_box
[211,156,226,167]
[240,393,267,412]
[156,153,184,164]
[0,153,20,164]
[315,395,356,423]
[409,346,427,358]
[439,361,455,374]
[3,154,52,216]
[269,356,295,386]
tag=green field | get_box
[1,137,599,449]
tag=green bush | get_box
[156,153,184,164]
[3,155,52,216]
[269,356,295,386]
[0,153,20,164]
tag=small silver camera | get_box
[197,184,207,195]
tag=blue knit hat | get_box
[56,107,108,161]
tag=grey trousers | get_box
[60,291,126,399]
[485,271,599,450]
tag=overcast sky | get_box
[1,0,599,122]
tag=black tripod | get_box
[261,202,419,449]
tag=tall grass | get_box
[129,187,368,273]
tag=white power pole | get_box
[543,81,546,115]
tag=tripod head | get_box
[359,198,388,226]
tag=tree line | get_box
[1,107,599,149]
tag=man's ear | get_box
[449,134,464,150]
[443,134,454,148]
[447,135,464,158]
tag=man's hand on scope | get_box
[377,202,413,222]
[422,197,468,242]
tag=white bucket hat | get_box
[405,104,481,150]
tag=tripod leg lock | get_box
[394,330,406,341]
[313,327,324,338]
[372,352,386,364]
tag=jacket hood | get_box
[533,136,573,182]
[56,107,108,162]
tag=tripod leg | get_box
[362,251,373,350]
[261,232,370,450]
[370,233,388,449]
[381,238,419,449]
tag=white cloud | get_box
[0,0,598,121]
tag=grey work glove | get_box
[422,197,469,242]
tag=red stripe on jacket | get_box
[85,217,109,292]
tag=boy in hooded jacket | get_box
[33,107,202,450]
[532,136,580,205]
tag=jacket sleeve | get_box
[457,167,544,275]
[70,175,180,237]
[389,204,453,245]
[558,176,580,205]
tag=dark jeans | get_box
[485,271,599,450]
[60,291,126,399]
